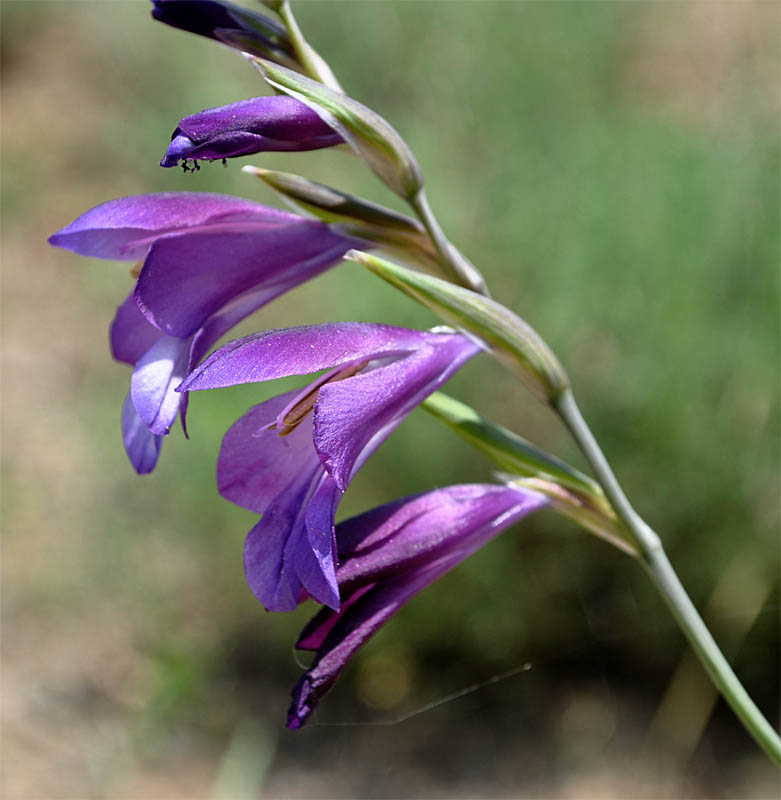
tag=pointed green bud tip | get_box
[242,166,436,266]
[346,250,570,403]
[248,57,423,200]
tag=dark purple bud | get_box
[160,96,344,168]
[151,0,296,64]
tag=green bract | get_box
[243,166,439,271]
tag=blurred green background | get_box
[2,1,779,797]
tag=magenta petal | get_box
[121,392,163,474]
[315,334,481,490]
[48,192,291,261]
[181,323,430,392]
[110,292,164,366]
[134,224,355,337]
[130,336,191,435]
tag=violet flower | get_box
[179,323,482,612]
[151,0,295,63]
[161,96,343,168]
[48,193,363,473]
[287,483,548,728]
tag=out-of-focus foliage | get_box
[2,2,778,797]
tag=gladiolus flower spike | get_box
[48,193,364,473]
[179,323,482,613]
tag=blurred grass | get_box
[2,1,779,797]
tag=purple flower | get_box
[48,193,363,473]
[286,483,548,728]
[151,0,295,63]
[179,323,482,612]
[161,96,343,168]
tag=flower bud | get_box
[160,96,344,168]
[347,250,570,403]
[151,0,298,67]
[250,58,423,200]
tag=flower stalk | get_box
[554,388,781,764]
[276,0,343,92]
[408,189,489,295]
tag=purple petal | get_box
[244,470,314,612]
[286,484,548,728]
[110,291,164,366]
[134,223,357,338]
[217,391,321,514]
[121,392,163,474]
[130,335,191,436]
[299,478,341,608]
[48,192,299,261]
[336,484,548,587]
[314,333,481,490]
[241,457,340,610]
[181,323,434,392]
[287,562,440,730]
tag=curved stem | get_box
[278,0,343,92]
[409,189,490,296]
[555,388,781,764]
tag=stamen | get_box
[129,261,143,278]
[274,360,368,437]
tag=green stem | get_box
[278,0,343,92]
[554,388,781,764]
[408,189,489,296]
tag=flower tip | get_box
[342,248,365,264]
[241,165,269,179]
[161,133,196,168]
[286,676,316,730]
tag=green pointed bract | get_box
[243,166,439,270]
[248,58,423,199]
[348,250,570,402]
[422,392,596,494]
[422,392,634,554]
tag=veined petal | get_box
[135,224,357,337]
[287,484,548,728]
[181,323,434,392]
[48,192,299,261]
[121,392,163,474]
[130,335,191,435]
[314,333,481,490]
